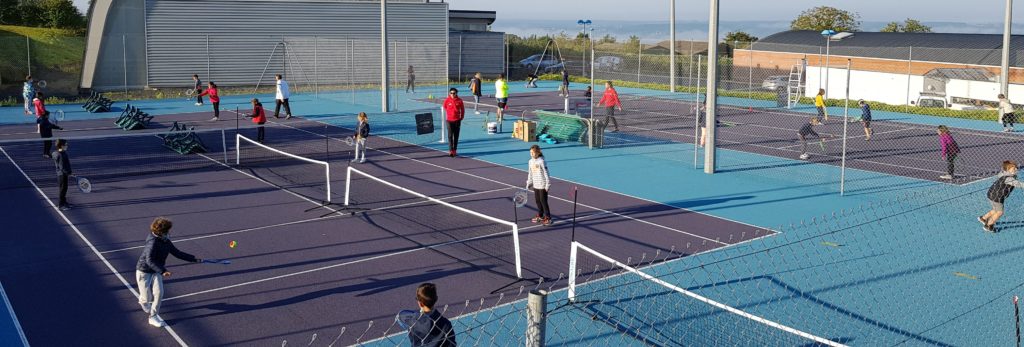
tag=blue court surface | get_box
[1,80,1022,346]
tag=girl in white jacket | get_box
[998,94,1015,132]
[527,145,552,226]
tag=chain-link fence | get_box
[0,34,84,101]
[274,177,1024,346]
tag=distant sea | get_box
[493,19,1024,42]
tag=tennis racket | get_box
[185,88,196,101]
[55,109,65,122]
[37,80,47,88]
[201,258,231,265]
[395,309,420,330]
[819,139,826,153]
[69,175,92,193]
[513,186,529,208]
[344,136,355,146]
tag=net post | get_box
[526,289,547,347]
[234,133,240,165]
[439,106,447,143]
[512,225,522,278]
[344,166,352,206]
[325,162,332,204]
[221,129,228,164]
[568,241,579,302]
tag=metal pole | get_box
[314,36,319,98]
[748,41,753,101]
[1002,0,1013,96]
[458,35,463,82]
[206,35,211,80]
[704,0,719,174]
[818,46,823,91]
[123,34,128,96]
[505,35,509,78]
[637,43,642,83]
[350,40,355,104]
[26,36,31,75]
[905,46,913,111]
[381,0,390,112]
[526,290,547,347]
[840,59,851,195]
[824,37,831,99]
[670,0,676,92]
[590,37,596,118]
[694,54,701,169]
[688,41,694,89]
[393,41,398,110]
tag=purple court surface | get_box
[0,111,770,345]
[445,91,1019,184]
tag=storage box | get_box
[513,120,537,142]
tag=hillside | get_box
[0,25,86,98]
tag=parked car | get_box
[761,75,789,91]
[594,56,623,71]
[519,54,561,72]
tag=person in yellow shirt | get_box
[815,88,828,121]
[494,73,509,133]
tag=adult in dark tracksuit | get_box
[52,139,72,210]
[443,88,465,157]
[38,111,62,158]
[136,217,202,328]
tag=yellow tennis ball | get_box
[229,241,237,248]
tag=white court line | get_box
[162,210,612,302]
[270,117,736,246]
[0,282,29,347]
[0,147,189,347]
[99,186,514,254]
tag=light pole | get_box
[1000,0,1013,96]
[578,19,592,76]
[821,29,836,99]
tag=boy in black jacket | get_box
[38,111,62,158]
[979,161,1024,232]
[52,139,72,210]
[409,283,455,347]
[136,217,202,328]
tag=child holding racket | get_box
[998,94,1015,132]
[470,72,482,114]
[38,111,62,158]
[52,139,72,210]
[352,112,369,163]
[858,100,873,140]
[246,98,267,143]
[938,125,960,180]
[23,75,36,115]
[192,74,203,106]
[198,82,220,121]
[408,283,455,347]
[598,81,623,132]
[33,91,47,120]
[136,217,203,328]
[815,88,828,121]
[798,117,827,160]
[495,74,509,133]
[527,145,552,226]
[979,161,1024,232]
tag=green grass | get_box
[0,25,85,97]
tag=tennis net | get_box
[344,166,523,279]
[235,134,332,204]
[568,241,846,346]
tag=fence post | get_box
[748,40,753,101]
[314,36,319,98]
[26,36,31,76]
[526,290,547,347]
[206,35,211,80]
[458,35,463,83]
[123,34,129,97]
[905,46,913,112]
[637,43,642,83]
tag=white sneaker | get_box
[350,159,358,163]
[799,153,810,160]
[359,159,366,163]
[148,316,166,328]
[209,117,219,121]
[939,174,953,180]
[140,303,151,314]
[475,111,481,115]
[194,102,202,106]
[285,115,292,120]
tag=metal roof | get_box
[751,30,1024,67]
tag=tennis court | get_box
[0,109,771,345]
[448,90,1021,185]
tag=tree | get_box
[0,0,20,25]
[599,34,616,44]
[17,0,45,27]
[40,0,85,29]
[881,19,933,33]
[724,31,758,49]
[626,35,641,51]
[790,6,861,32]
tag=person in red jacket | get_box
[198,82,220,121]
[598,81,623,132]
[245,98,267,143]
[33,91,47,119]
[443,88,465,157]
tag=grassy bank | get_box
[0,25,85,98]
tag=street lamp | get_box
[578,19,592,76]
[821,29,836,99]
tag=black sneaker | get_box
[983,225,996,233]
[978,216,987,226]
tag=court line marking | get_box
[0,147,189,347]
[0,282,29,347]
[266,115,737,246]
[98,187,514,254]
[161,210,613,302]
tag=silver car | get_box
[762,75,788,91]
